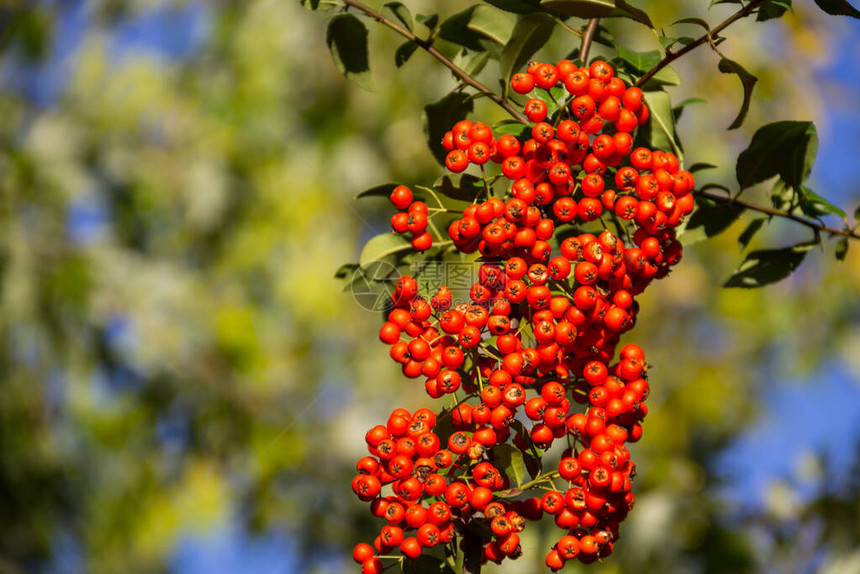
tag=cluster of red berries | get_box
[355,58,696,571]
[389,185,434,251]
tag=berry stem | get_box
[635,0,767,87]
[579,18,600,65]
[694,187,860,241]
[342,0,529,123]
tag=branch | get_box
[694,188,860,240]
[579,18,599,65]
[635,0,767,87]
[342,0,528,123]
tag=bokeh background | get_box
[0,1,858,573]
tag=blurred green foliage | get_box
[0,1,858,573]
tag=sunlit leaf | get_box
[359,233,412,267]
[382,2,414,31]
[799,187,847,219]
[326,15,372,90]
[494,444,526,487]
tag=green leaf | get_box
[416,13,439,29]
[423,92,474,165]
[402,555,457,574]
[711,0,744,6]
[636,90,681,157]
[494,444,526,487]
[673,16,711,31]
[326,15,372,90]
[718,58,757,130]
[771,178,796,211]
[395,41,419,67]
[799,187,847,219]
[684,196,744,244]
[433,173,486,201]
[757,0,793,21]
[835,237,849,261]
[643,64,681,88]
[452,48,492,76]
[359,233,412,267]
[382,2,414,31]
[541,0,616,17]
[813,0,860,18]
[483,0,549,14]
[736,121,818,190]
[541,0,653,26]
[687,162,717,173]
[617,46,661,72]
[724,243,813,288]
[855,206,860,223]
[439,5,515,50]
[738,218,766,251]
[499,13,556,86]
[493,119,531,138]
[334,262,359,279]
[355,183,398,200]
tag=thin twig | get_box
[342,0,528,123]
[580,18,599,65]
[694,188,860,240]
[635,0,767,87]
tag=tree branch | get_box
[694,188,860,240]
[635,0,767,87]
[462,526,483,574]
[342,0,528,123]
[579,18,599,65]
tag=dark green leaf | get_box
[433,173,486,202]
[423,92,474,165]
[738,218,766,251]
[813,0,860,18]
[757,0,792,21]
[771,179,796,211]
[541,0,653,26]
[687,162,717,173]
[737,121,818,190]
[334,262,359,279]
[402,555,457,574]
[673,16,711,31]
[494,443,526,487]
[395,41,419,67]
[541,0,616,17]
[355,183,398,200]
[382,2,414,31]
[499,13,556,86]
[710,0,744,6]
[439,5,515,50]
[359,233,412,267]
[615,0,654,27]
[618,46,661,72]
[718,58,757,130]
[685,197,745,243]
[416,13,439,29]
[326,15,372,90]
[642,65,681,88]
[835,237,849,261]
[854,206,860,223]
[724,243,813,288]
[799,187,847,219]
[483,0,549,14]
